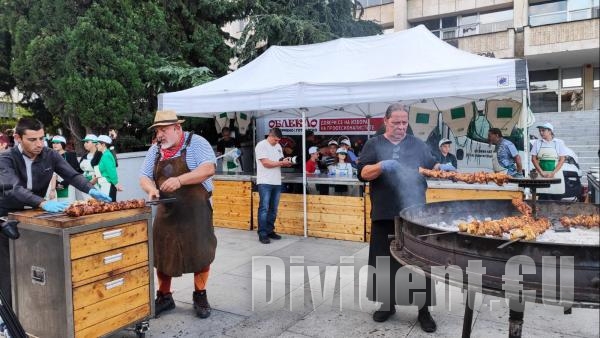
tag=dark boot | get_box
[193,290,211,318]
[154,291,175,318]
[418,307,437,333]
[372,303,396,322]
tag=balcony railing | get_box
[433,20,513,40]
[529,7,599,26]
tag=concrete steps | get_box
[530,111,599,179]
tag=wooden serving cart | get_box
[8,208,154,338]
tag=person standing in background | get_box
[78,134,102,199]
[436,138,458,171]
[0,133,9,152]
[49,135,82,202]
[488,128,523,178]
[305,146,320,174]
[255,127,292,244]
[339,138,358,167]
[96,135,122,201]
[216,127,241,172]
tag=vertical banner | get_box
[408,106,439,141]
[485,99,522,136]
[215,112,229,134]
[236,112,251,135]
[441,102,475,137]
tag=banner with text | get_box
[264,117,384,135]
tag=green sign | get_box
[497,107,513,118]
[415,113,430,124]
[451,107,466,119]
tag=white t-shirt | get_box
[255,139,284,185]
[531,138,568,157]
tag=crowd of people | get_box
[0,107,587,332]
[0,127,122,202]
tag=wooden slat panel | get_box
[307,230,363,242]
[214,214,252,223]
[308,222,363,235]
[72,261,148,288]
[73,267,149,310]
[426,189,522,203]
[213,197,251,204]
[307,195,364,206]
[70,221,148,260]
[213,181,251,230]
[74,292,150,337]
[71,243,148,283]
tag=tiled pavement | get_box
[110,227,599,338]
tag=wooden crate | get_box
[213,180,252,230]
[9,208,153,338]
[252,192,365,241]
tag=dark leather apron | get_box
[152,133,217,277]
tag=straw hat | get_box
[149,110,185,129]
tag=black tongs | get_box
[146,197,176,205]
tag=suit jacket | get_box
[0,146,92,215]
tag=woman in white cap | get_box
[531,122,569,199]
[329,148,354,177]
[78,134,102,198]
[96,135,122,201]
[48,135,81,202]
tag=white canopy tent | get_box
[158,25,527,116]
[158,25,529,237]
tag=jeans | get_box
[257,184,282,237]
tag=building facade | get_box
[361,0,600,113]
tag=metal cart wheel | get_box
[134,321,149,338]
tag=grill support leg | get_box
[461,289,477,338]
[508,298,525,338]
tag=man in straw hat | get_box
[139,110,217,318]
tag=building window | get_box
[529,67,588,112]
[530,69,559,91]
[562,67,583,88]
[360,0,393,8]
[529,0,599,26]
[531,92,559,113]
[413,9,513,40]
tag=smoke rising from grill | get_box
[388,161,427,210]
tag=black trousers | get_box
[0,232,11,307]
[109,184,117,202]
[367,219,435,309]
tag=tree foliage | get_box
[236,0,382,65]
[0,0,247,150]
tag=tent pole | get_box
[302,109,308,238]
[252,115,256,173]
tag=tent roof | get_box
[159,25,527,117]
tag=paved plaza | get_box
[111,227,599,338]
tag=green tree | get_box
[1,0,247,151]
[236,0,381,65]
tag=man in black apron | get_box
[139,110,217,319]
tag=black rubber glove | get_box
[0,219,20,240]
